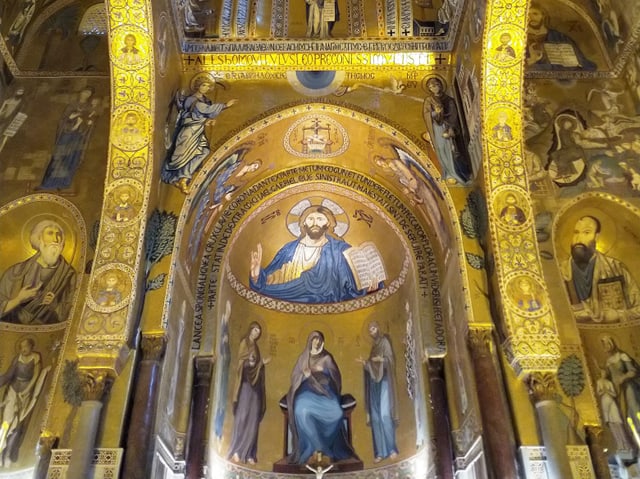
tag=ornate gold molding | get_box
[481,0,561,375]
[76,0,155,373]
[467,326,494,357]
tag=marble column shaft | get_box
[468,328,518,479]
[66,370,112,479]
[586,425,612,479]
[67,403,104,478]
[186,356,214,479]
[428,357,455,479]
[122,334,167,479]
[34,434,57,479]
[527,372,573,479]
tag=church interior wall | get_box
[3,0,640,477]
[145,103,474,475]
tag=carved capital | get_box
[36,432,58,456]
[194,356,214,385]
[141,333,167,362]
[427,357,444,379]
[525,371,558,404]
[468,326,494,357]
[78,369,114,402]
[585,425,606,445]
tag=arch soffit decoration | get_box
[181,103,461,258]
[482,0,561,375]
[162,104,473,347]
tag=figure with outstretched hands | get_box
[305,463,334,478]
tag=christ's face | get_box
[369,324,378,337]
[303,212,329,240]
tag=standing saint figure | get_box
[601,335,640,442]
[0,338,50,467]
[596,366,634,453]
[422,77,473,185]
[227,321,270,464]
[286,331,357,464]
[161,78,238,194]
[39,86,99,190]
[305,0,338,38]
[0,219,76,325]
[357,321,399,462]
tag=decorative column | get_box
[526,372,572,479]
[122,333,167,479]
[585,425,612,479]
[428,357,454,479]
[468,327,518,479]
[34,433,57,479]
[67,369,113,479]
[186,356,214,479]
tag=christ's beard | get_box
[571,243,595,267]
[304,224,328,240]
[40,243,63,267]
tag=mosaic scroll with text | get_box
[76,0,155,371]
[481,0,560,374]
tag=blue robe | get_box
[286,339,356,464]
[363,334,399,459]
[250,235,367,303]
[40,101,96,190]
[161,94,226,184]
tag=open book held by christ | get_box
[343,241,387,290]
